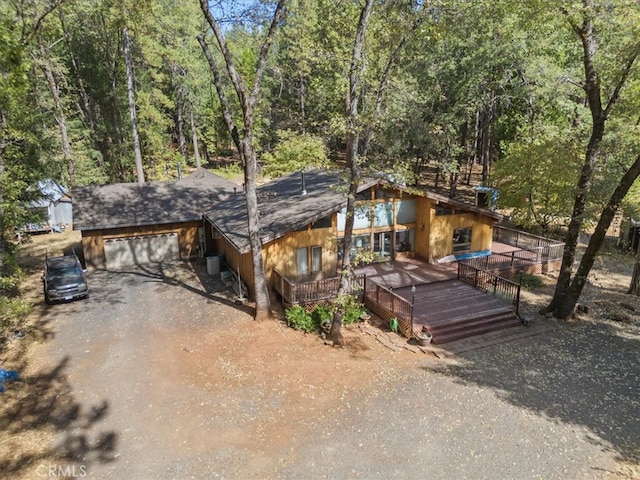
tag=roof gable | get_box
[73,171,238,230]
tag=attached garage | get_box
[104,233,180,269]
[72,168,238,270]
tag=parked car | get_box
[42,251,89,304]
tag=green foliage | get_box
[518,273,544,289]
[335,295,366,325]
[285,305,316,333]
[491,131,582,230]
[262,130,329,178]
[311,304,334,325]
[211,163,244,181]
[285,298,365,333]
[0,245,30,340]
[0,296,31,338]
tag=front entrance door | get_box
[374,231,393,259]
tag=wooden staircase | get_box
[408,279,523,344]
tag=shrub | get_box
[311,304,334,325]
[337,295,366,325]
[518,273,544,289]
[285,306,316,333]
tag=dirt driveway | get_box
[1,231,639,479]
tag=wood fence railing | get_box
[492,225,565,272]
[458,262,521,316]
[363,281,414,338]
[272,270,365,306]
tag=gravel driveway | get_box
[4,260,638,479]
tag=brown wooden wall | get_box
[262,225,338,278]
[429,211,493,260]
[211,234,255,298]
[81,221,201,269]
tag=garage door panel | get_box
[104,233,180,269]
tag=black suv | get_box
[42,252,89,304]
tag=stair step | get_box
[427,312,518,335]
[432,319,522,344]
[426,307,515,329]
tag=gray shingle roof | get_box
[203,169,359,253]
[203,168,503,254]
[73,168,238,230]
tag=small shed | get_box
[25,179,73,232]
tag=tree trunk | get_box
[542,6,639,317]
[123,28,145,184]
[198,0,286,321]
[552,154,640,317]
[628,259,640,296]
[189,101,201,168]
[330,0,374,346]
[176,89,187,164]
[40,44,75,186]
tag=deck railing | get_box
[461,250,537,271]
[492,225,565,272]
[272,270,365,306]
[458,262,521,315]
[363,282,414,338]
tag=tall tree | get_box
[329,0,374,346]
[123,27,145,183]
[198,0,286,321]
[542,1,640,319]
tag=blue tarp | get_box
[455,250,491,260]
[0,368,19,393]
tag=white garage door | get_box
[104,233,180,269]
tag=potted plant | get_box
[415,329,432,346]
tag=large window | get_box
[396,199,417,224]
[296,248,309,275]
[373,203,394,227]
[297,246,323,275]
[311,246,322,272]
[337,207,371,231]
[395,229,415,252]
[453,227,472,254]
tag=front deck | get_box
[273,225,563,343]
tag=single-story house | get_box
[25,179,73,232]
[73,167,238,270]
[202,168,503,299]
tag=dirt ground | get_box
[1,229,639,479]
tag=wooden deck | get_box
[357,257,523,344]
[392,279,522,344]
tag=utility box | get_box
[206,256,220,276]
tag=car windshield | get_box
[48,266,83,280]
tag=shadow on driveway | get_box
[0,355,117,477]
[428,319,640,464]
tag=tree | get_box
[542,1,640,319]
[327,0,374,346]
[123,28,145,184]
[198,0,286,321]
[629,259,640,296]
[261,130,328,178]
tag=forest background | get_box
[1,0,639,324]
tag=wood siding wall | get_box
[429,210,493,260]
[262,226,337,278]
[81,221,201,269]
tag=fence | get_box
[363,281,414,338]
[457,262,521,315]
[272,270,365,306]
[492,225,565,273]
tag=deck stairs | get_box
[411,279,522,344]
